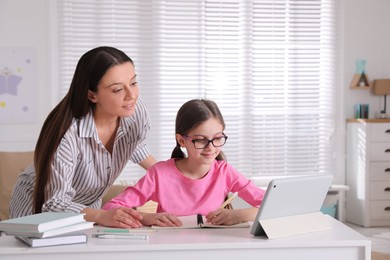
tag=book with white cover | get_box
[15,232,88,247]
[0,212,86,233]
[3,221,94,238]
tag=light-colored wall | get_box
[1,0,390,184]
[0,0,51,151]
[343,0,390,119]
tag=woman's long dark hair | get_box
[170,99,226,161]
[33,46,133,213]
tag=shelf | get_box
[350,86,371,90]
[350,73,372,89]
[347,118,390,123]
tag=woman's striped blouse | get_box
[9,99,151,218]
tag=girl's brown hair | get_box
[171,99,226,160]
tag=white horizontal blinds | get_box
[56,0,339,180]
[58,0,153,98]
[250,0,337,176]
[202,0,252,174]
[143,1,204,162]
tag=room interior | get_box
[0,0,390,259]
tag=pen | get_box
[93,234,149,240]
[220,192,238,209]
[97,228,156,233]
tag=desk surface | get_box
[0,216,371,260]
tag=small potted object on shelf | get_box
[350,60,372,89]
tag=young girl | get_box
[103,99,265,227]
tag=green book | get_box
[0,212,86,233]
[3,221,94,238]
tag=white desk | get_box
[0,216,371,260]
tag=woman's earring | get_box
[180,147,188,158]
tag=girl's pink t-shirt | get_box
[103,158,265,216]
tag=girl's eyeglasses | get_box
[183,134,228,149]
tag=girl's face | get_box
[88,62,139,119]
[178,117,225,165]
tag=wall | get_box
[1,0,390,184]
[0,0,51,151]
[343,0,390,119]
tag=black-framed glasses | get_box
[183,134,228,149]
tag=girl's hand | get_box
[206,207,259,225]
[140,212,182,227]
[205,209,239,226]
[82,207,143,228]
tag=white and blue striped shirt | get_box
[10,99,151,218]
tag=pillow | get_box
[102,184,127,206]
[102,184,157,213]
[0,151,34,220]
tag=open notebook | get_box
[152,215,249,230]
[250,175,333,239]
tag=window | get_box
[53,0,341,182]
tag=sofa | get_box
[0,151,156,221]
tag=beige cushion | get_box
[372,252,390,260]
[137,200,158,213]
[102,184,158,213]
[102,185,126,205]
[0,151,34,220]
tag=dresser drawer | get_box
[369,162,390,180]
[370,181,390,200]
[370,201,390,220]
[369,143,390,161]
[370,123,390,142]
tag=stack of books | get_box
[0,212,94,247]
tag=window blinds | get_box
[55,0,340,181]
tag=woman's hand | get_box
[82,207,143,228]
[140,212,182,227]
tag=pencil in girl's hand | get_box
[219,192,238,209]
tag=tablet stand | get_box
[256,212,331,239]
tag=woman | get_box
[10,46,156,228]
